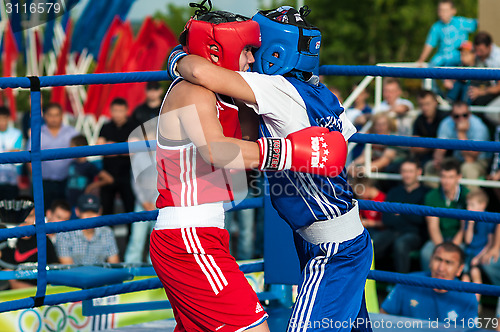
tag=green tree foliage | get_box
[272,0,477,91]
[154,1,478,93]
[153,4,196,37]
[307,0,477,66]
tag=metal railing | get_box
[341,62,500,188]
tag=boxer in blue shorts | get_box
[170,5,373,331]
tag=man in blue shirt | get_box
[417,0,477,67]
[434,101,490,182]
[381,242,478,322]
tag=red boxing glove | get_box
[257,127,347,177]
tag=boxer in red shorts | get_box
[150,4,348,332]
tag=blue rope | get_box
[0,198,265,242]
[0,199,499,244]
[0,71,172,89]
[369,270,500,296]
[320,65,500,80]
[2,264,500,313]
[358,200,500,224]
[1,133,498,166]
[0,66,498,90]
[351,133,500,153]
[0,277,162,313]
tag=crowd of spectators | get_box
[0,0,499,324]
[342,3,500,321]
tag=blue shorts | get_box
[288,229,373,332]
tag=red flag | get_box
[3,23,19,120]
[84,17,134,117]
[50,19,73,112]
[34,30,43,64]
[100,18,177,117]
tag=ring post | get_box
[28,76,47,307]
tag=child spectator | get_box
[353,176,386,236]
[461,189,494,302]
[0,106,22,200]
[66,135,114,208]
[444,40,477,103]
[416,0,477,67]
[45,199,72,243]
[2,199,60,289]
[56,194,119,265]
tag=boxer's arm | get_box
[161,82,346,176]
[160,81,260,169]
[177,55,257,104]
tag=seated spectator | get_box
[381,242,478,322]
[56,194,119,265]
[45,199,72,243]
[412,90,447,167]
[373,77,415,136]
[131,81,164,125]
[352,176,386,237]
[374,159,429,273]
[66,135,114,208]
[421,158,468,270]
[98,98,136,216]
[2,200,60,289]
[0,106,22,200]
[429,101,490,185]
[461,189,494,303]
[348,112,399,177]
[468,32,500,107]
[444,40,484,104]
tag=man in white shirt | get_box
[373,77,415,136]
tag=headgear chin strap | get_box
[252,6,321,76]
[181,11,261,71]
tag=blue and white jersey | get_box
[238,72,356,231]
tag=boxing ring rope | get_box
[0,66,499,315]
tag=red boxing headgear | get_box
[182,12,261,71]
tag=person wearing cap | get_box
[55,194,119,265]
[444,40,477,104]
[130,81,164,125]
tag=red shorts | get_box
[150,227,268,332]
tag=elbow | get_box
[191,64,214,90]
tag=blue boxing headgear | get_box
[252,6,321,76]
